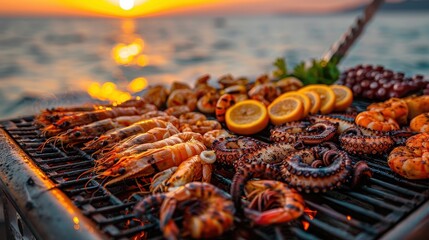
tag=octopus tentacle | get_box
[308,115,355,134]
[281,149,353,193]
[234,142,298,170]
[351,161,372,188]
[270,121,337,145]
[269,121,309,143]
[310,142,339,160]
[302,121,338,144]
[311,160,323,168]
[358,126,389,137]
[339,127,394,155]
[212,136,265,167]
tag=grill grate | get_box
[1,106,429,240]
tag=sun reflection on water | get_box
[88,19,149,104]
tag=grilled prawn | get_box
[97,139,206,186]
[134,182,234,239]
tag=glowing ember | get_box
[302,208,317,231]
[304,208,317,220]
[347,215,352,221]
[303,221,310,231]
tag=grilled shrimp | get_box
[194,74,217,99]
[192,120,222,134]
[165,105,191,117]
[410,113,429,133]
[244,180,305,226]
[141,85,169,109]
[97,132,203,168]
[194,74,211,88]
[248,82,281,106]
[355,111,400,132]
[203,129,232,148]
[97,140,206,186]
[216,94,236,122]
[138,110,168,118]
[167,89,197,111]
[197,91,220,114]
[36,98,153,126]
[179,112,207,125]
[41,118,117,149]
[218,74,237,88]
[220,85,247,95]
[41,113,161,148]
[100,123,179,156]
[133,182,234,240]
[83,118,169,151]
[42,107,145,136]
[404,95,429,120]
[170,81,191,92]
[367,98,409,125]
[388,133,429,179]
[150,115,180,129]
[36,107,96,126]
[150,167,178,192]
[152,150,216,192]
[275,77,303,93]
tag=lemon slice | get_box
[275,91,311,117]
[300,90,321,115]
[298,85,335,114]
[225,100,269,135]
[268,96,304,125]
[330,85,353,112]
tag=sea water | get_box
[0,13,428,119]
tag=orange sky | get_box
[1,0,373,18]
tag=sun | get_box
[119,0,135,10]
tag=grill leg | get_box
[1,190,12,240]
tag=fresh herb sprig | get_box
[273,58,340,85]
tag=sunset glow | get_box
[1,0,373,18]
[119,0,135,11]
[1,0,225,17]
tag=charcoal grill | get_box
[1,103,429,240]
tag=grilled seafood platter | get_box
[33,64,428,239]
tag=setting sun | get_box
[0,1,374,18]
[119,0,135,10]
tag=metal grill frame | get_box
[0,110,429,240]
